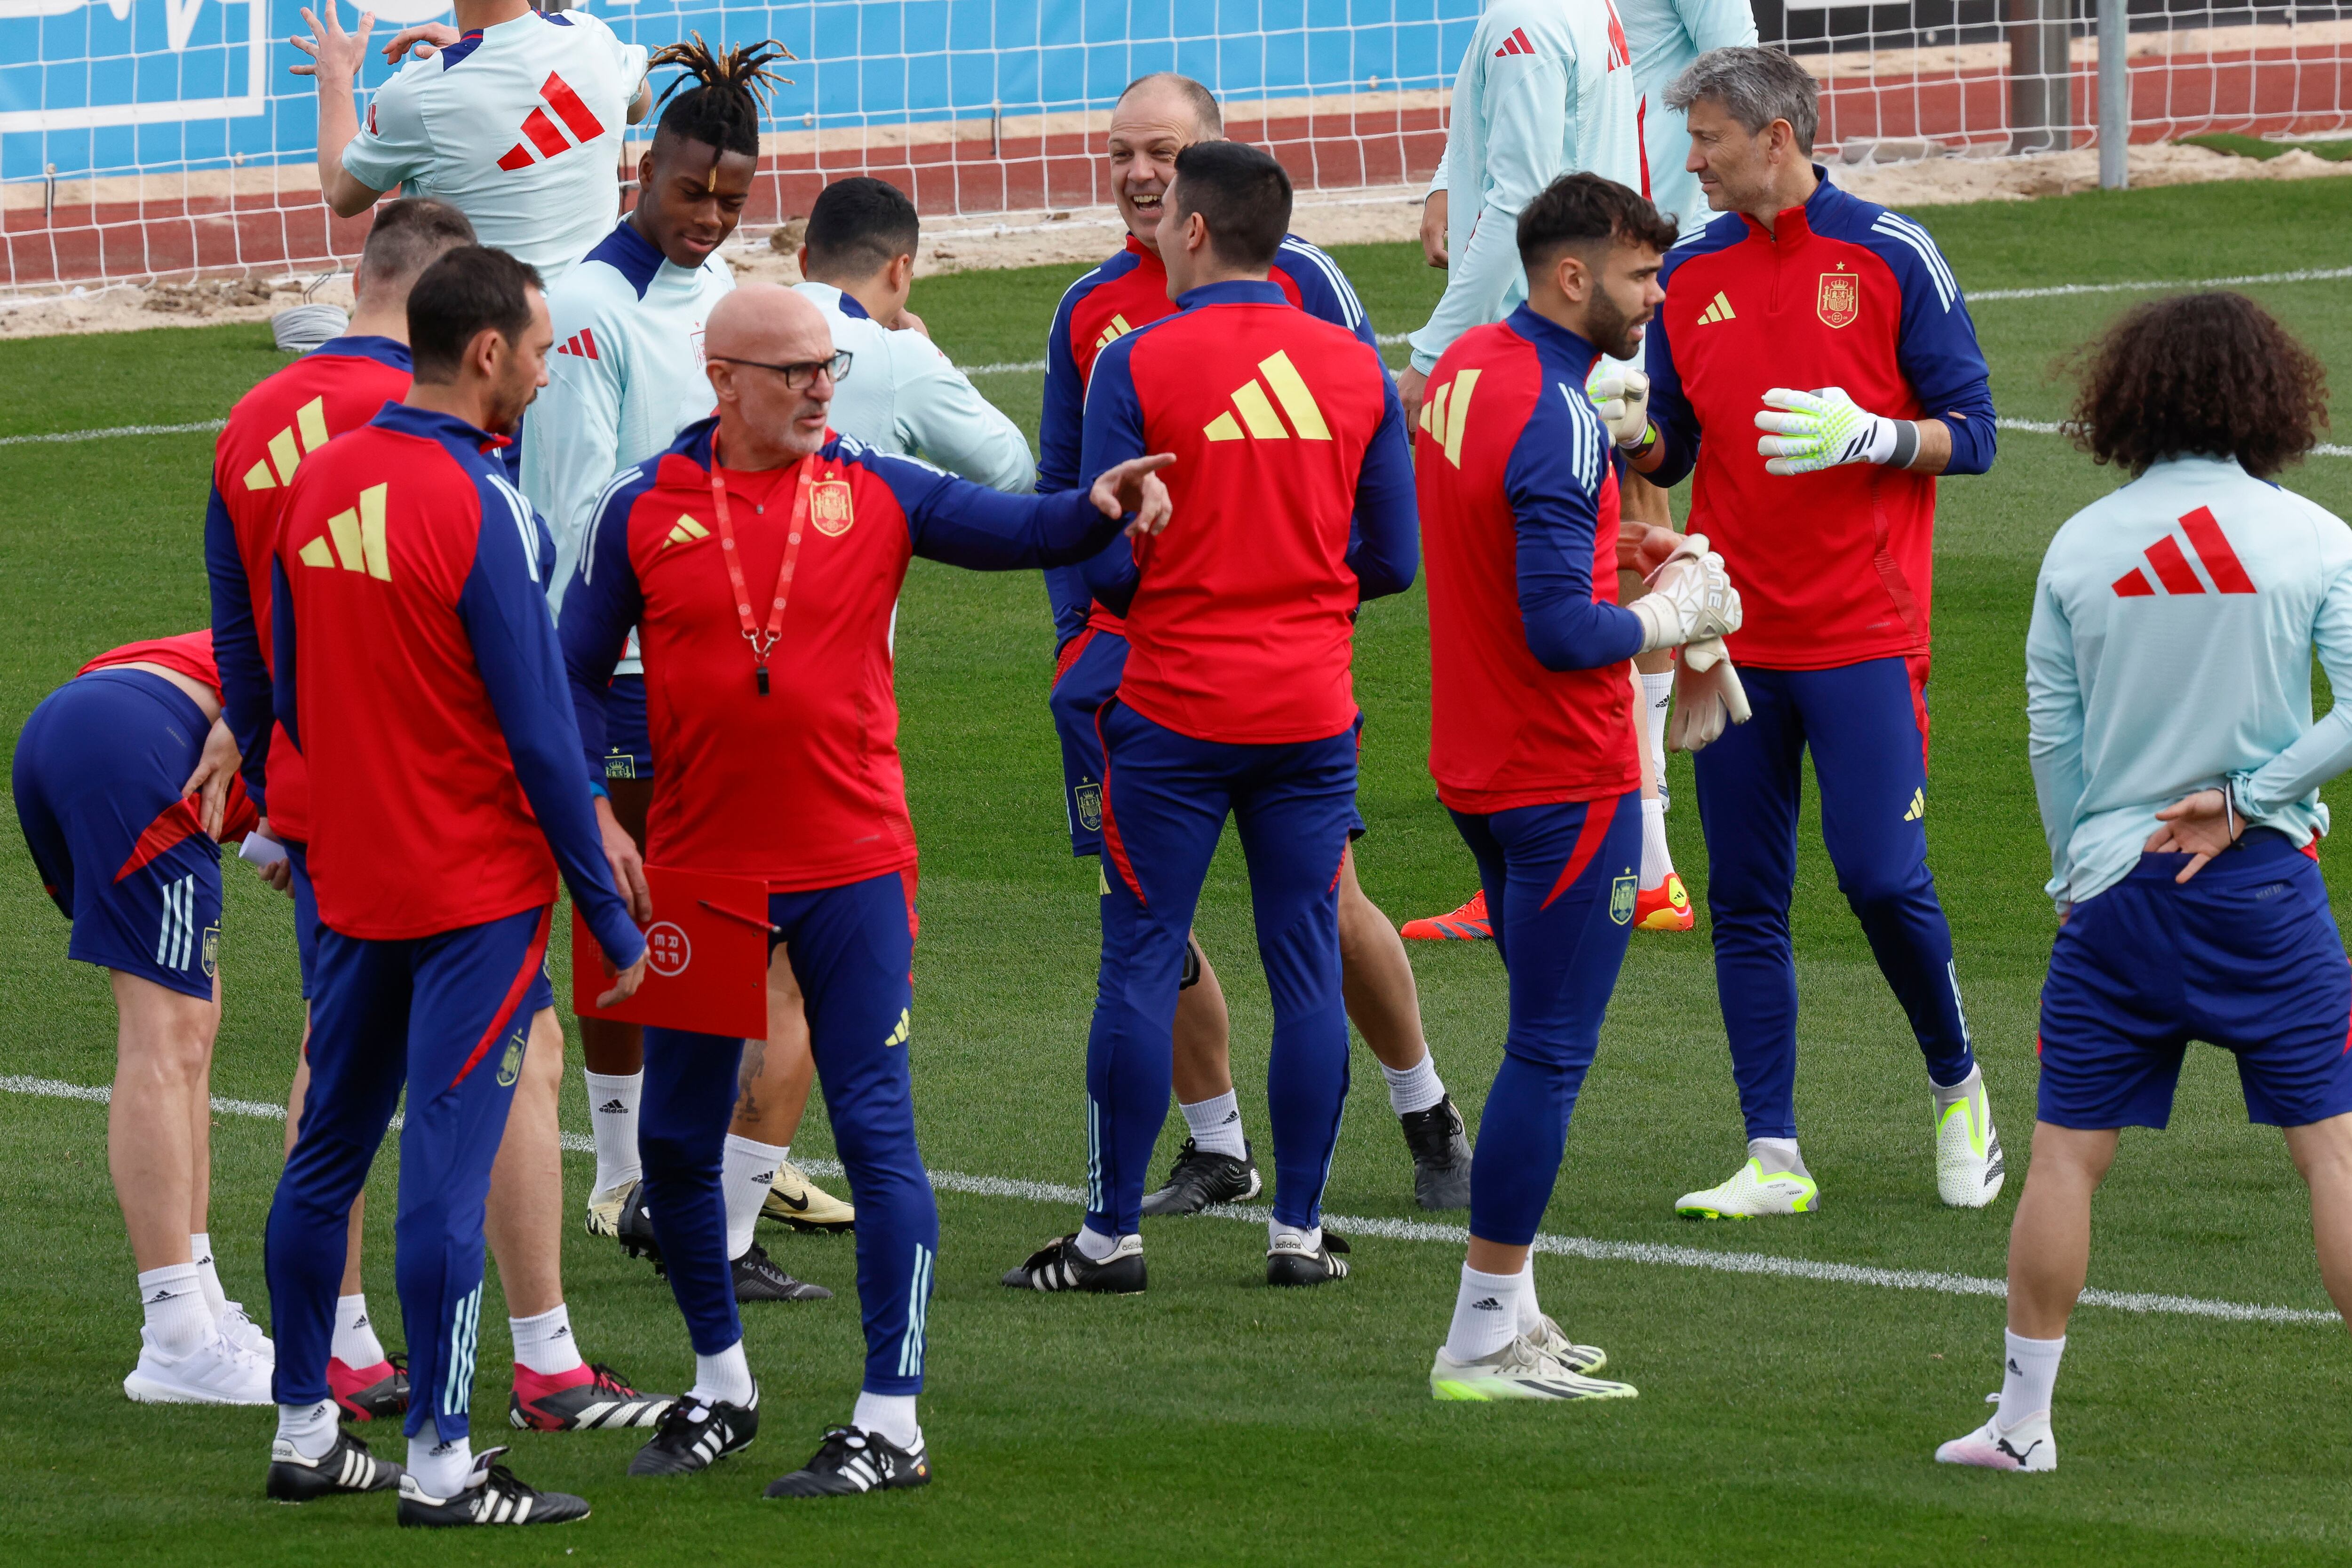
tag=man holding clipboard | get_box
[561,282,1174,1498]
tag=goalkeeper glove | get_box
[1753,386,1921,475]
[1629,531,1743,655]
[1669,637,1751,752]
[1585,363,1652,449]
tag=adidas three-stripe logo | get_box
[898,1242,934,1378]
[1696,291,1736,325]
[156,873,198,970]
[2112,506,2257,598]
[241,396,330,491]
[664,514,709,548]
[1419,368,1479,468]
[1093,313,1134,353]
[1557,383,1606,495]
[557,327,601,360]
[496,72,607,172]
[1494,25,1536,55]
[296,483,392,579]
[1204,351,1329,442]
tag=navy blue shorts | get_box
[13,669,222,1001]
[1050,628,1363,858]
[2038,831,2352,1130]
[601,673,654,781]
[288,839,551,1017]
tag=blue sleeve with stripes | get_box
[1859,208,1998,477]
[1505,385,1645,671]
[558,467,651,782]
[204,483,273,810]
[1279,238,1380,350]
[1075,336,1149,618]
[1039,277,1096,644]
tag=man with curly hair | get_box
[1939,290,2352,1473]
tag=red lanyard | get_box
[707,437,814,697]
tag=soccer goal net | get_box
[3,0,2346,292]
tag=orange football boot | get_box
[1634,872,1694,931]
[1401,889,1491,941]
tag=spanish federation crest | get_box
[201,925,220,980]
[1074,782,1104,833]
[495,1028,526,1087]
[1817,269,1860,330]
[810,477,855,537]
[1609,874,1637,926]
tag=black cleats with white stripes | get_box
[1266,1228,1351,1287]
[999,1232,1145,1294]
[1139,1137,1262,1216]
[396,1449,588,1528]
[627,1390,759,1477]
[733,1240,833,1302]
[763,1425,930,1498]
[265,1429,402,1503]
[615,1182,663,1266]
[1399,1093,1473,1211]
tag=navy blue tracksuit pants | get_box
[1089,702,1359,1235]
[1692,658,1976,1141]
[640,871,938,1396]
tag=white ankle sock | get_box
[584,1069,643,1193]
[332,1293,386,1368]
[1269,1220,1322,1253]
[1749,1137,1808,1178]
[189,1233,230,1321]
[407,1435,473,1498]
[275,1398,338,1461]
[851,1390,922,1450]
[1998,1329,2065,1425]
[1444,1264,1523,1362]
[1178,1089,1248,1160]
[690,1339,755,1408]
[1380,1051,1446,1117]
[1073,1224,1121,1262]
[138,1262,212,1357]
[509,1302,583,1378]
[1640,670,1673,792]
[1516,1257,1545,1337]
[1639,797,1674,888]
[722,1134,787,1259]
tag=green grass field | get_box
[6,177,2352,1564]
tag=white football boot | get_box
[1935,1068,2007,1209]
[583,1178,636,1239]
[1675,1157,1819,1219]
[1936,1405,2056,1472]
[219,1301,274,1361]
[1430,1334,1637,1402]
[1523,1312,1609,1377]
[123,1327,273,1405]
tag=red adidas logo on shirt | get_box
[495,72,606,173]
[557,328,601,360]
[2111,506,2257,597]
[1494,3,1627,69]
[1494,26,1535,56]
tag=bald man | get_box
[561,283,1176,1497]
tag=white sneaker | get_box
[1935,1407,2055,1471]
[1430,1334,1637,1401]
[123,1327,273,1405]
[219,1301,274,1361]
[1523,1312,1608,1377]
[1935,1072,2007,1209]
[1675,1157,1819,1219]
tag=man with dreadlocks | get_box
[521,37,858,1298]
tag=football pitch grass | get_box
[4,177,2352,1563]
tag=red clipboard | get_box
[572,866,770,1039]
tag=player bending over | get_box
[1418,174,1742,1401]
[1631,47,2003,1218]
[14,633,262,1403]
[561,283,1173,1497]
[1041,71,1471,1217]
[1941,293,2352,1471]
[1003,140,1417,1295]
[259,246,649,1527]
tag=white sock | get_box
[1269,1220,1322,1253]
[1516,1257,1545,1337]
[1749,1136,1808,1178]
[1639,797,1674,888]
[275,1398,338,1462]
[1380,1050,1446,1117]
[851,1390,922,1450]
[584,1069,643,1194]
[189,1233,230,1321]
[1998,1330,2065,1425]
[722,1134,787,1259]
[332,1293,386,1368]
[1640,670,1673,794]
[690,1338,755,1408]
[1178,1089,1248,1160]
[509,1302,584,1378]
[1073,1224,1121,1262]
[137,1262,212,1358]
[1443,1264,1523,1362]
[407,1435,473,1499]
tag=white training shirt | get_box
[1616,0,1758,235]
[342,8,649,285]
[523,220,733,673]
[792,281,1036,494]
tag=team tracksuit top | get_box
[559,418,1133,890]
[1038,234,1380,648]
[206,334,415,842]
[1647,172,1996,669]
[1075,278,1419,745]
[270,401,642,965]
[1419,305,1646,814]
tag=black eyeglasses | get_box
[709,350,853,390]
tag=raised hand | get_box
[1089,452,1177,538]
[288,4,375,81]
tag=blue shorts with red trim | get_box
[12,668,222,1001]
[2038,831,2352,1130]
[601,673,654,781]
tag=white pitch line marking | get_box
[0,419,226,446]
[3,1073,2332,1324]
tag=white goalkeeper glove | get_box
[1753,386,1920,475]
[1585,363,1652,449]
[1629,531,1743,655]
[1669,636,1751,752]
